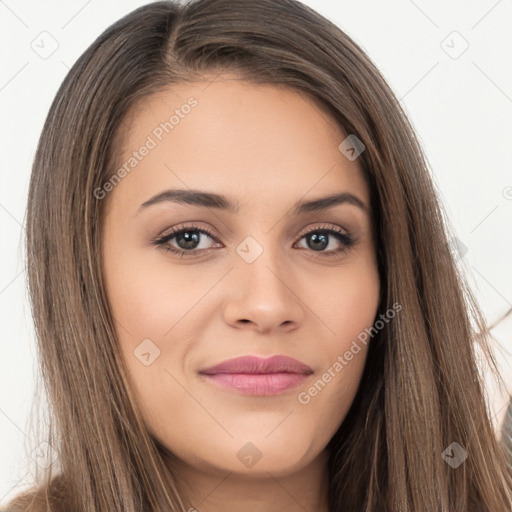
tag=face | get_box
[101,75,380,482]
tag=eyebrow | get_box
[137,189,368,216]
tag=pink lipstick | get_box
[198,355,313,396]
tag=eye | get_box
[294,223,356,257]
[152,222,356,258]
[152,223,219,257]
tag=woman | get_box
[5,0,512,510]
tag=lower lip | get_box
[200,372,310,396]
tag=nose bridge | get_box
[223,232,304,331]
[235,229,291,288]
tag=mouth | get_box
[198,355,313,396]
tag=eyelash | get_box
[152,223,356,258]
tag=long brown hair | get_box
[6,0,512,510]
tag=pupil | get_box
[178,231,199,249]
[309,232,328,251]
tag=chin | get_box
[192,435,321,477]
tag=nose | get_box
[222,247,305,334]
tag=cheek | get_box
[300,256,379,415]
[103,244,207,345]
[102,246,215,391]
[316,255,380,342]
[103,254,201,443]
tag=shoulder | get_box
[2,473,71,512]
[2,483,58,512]
[1,492,42,512]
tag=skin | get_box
[101,74,380,512]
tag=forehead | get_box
[107,75,369,213]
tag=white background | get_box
[1,0,511,504]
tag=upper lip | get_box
[199,355,313,375]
